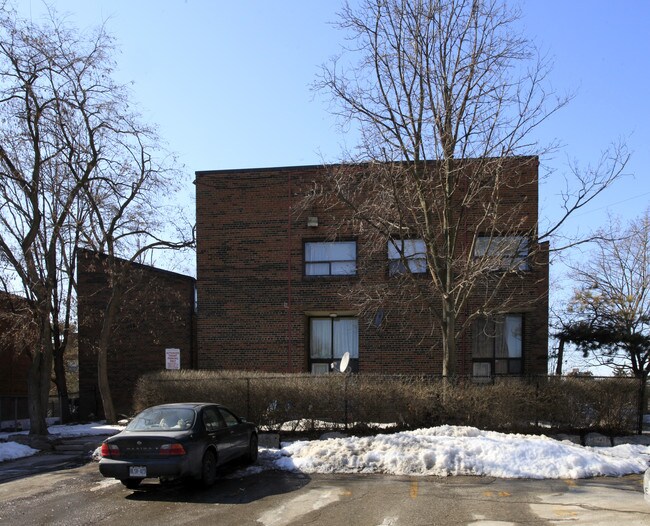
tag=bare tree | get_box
[311,0,627,377]
[77,135,193,424]
[564,211,650,379]
[0,5,191,433]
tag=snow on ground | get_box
[254,425,650,480]
[2,423,650,480]
[0,422,124,462]
[0,441,39,461]
[46,422,124,437]
[0,422,124,441]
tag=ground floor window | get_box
[472,314,523,379]
[309,317,359,374]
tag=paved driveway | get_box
[0,461,648,525]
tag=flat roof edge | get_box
[195,163,330,177]
[194,156,539,178]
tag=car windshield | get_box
[126,407,195,431]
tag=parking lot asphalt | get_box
[0,450,83,483]
[0,434,110,484]
[0,460,648,526]
[1,432,649,526]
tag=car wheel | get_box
[121,478,143,489]
[247,434,258,464]
[201,449,217,487]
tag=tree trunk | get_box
[27,347,51,435]
[440,313,457,404]
[96,279,124,424]
[555,337,565,376]
[442,325,457,378]
[441,298,457,378]
[637,374,647,436]
[97,342,115,424]
[53,351,71,423]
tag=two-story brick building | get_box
[77,250,196,418]
[195,158,549,378]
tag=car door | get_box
[218,407,249,458]
[201,406,233,463]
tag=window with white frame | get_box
[472,314,523,378]
[474,235,530,271]
[387,238,427,275]
[304,241,357,276]
[309,317,359,374]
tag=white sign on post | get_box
[165,348,181,370]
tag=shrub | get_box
[536,376,639,433]
[132,371,641,435]
[442,378,538,431]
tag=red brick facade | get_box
[0,293,35,423]
[195,159,549,377]
[77,250,196,418]
[0,292,33,397]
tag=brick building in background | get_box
[0,292,34,421]
[77,250,196,418]
[195,158,549,378]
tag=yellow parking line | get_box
[483,491,511,498]
[410,481,418,499]
[554,508,578,518]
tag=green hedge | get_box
[132,370,642,435]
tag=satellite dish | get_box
[339,352,350,373]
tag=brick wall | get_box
[0,292,33,397]
[77,250,196,418]
[195,158,549,376]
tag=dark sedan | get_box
[99,402,258,489]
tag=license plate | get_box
[129,466,147,477]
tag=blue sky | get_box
[19,1,648,228]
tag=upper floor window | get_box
[388,239,427,275]
[474,235,529,271]
[305,241,357,276]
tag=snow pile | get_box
[3,423,650,480]
[46,423,124,437]
[0,442,39,461]
[0,422,123,463]
[263,425,650,479]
